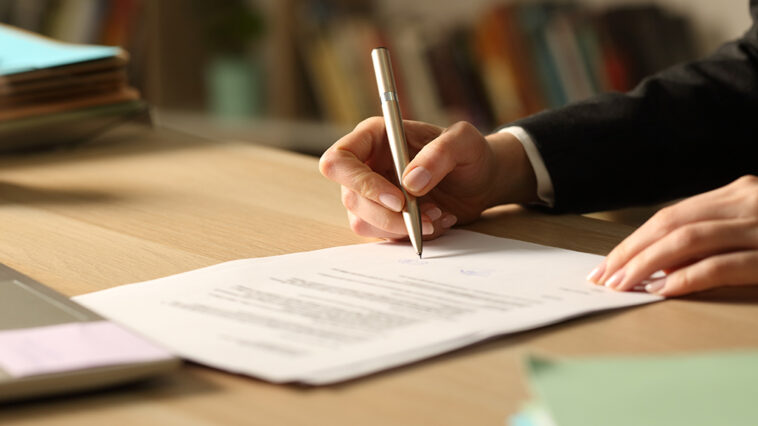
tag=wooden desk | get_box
[1,125,757,425]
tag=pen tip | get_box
[418,253,422,259]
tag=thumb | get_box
[401,121,485,196]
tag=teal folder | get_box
[0,24,121,76]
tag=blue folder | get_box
[0,25,121,76]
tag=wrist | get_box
[485,131,539,207]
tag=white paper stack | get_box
[75,230,660,384]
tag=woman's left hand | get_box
[587,175,758,296]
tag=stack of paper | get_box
[512,351,758,426]
[0,24,146,151]
[75,230,660,385]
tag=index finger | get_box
[319,117,443,212]
[319,117,404,212]
[593,185,736,286]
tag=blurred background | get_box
[0,0,751,154]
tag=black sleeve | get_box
[511,0,758,213]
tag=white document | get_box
[74,230,660,384]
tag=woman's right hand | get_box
[319,117,539,240]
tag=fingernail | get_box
[605,270,624,289]
[403,167,431,193]
[422,221,434,235]
[645,278,666,294]
[379,193,402,212]
[426,207,442,221]
[586,262,605,283]
[440,214,457,228]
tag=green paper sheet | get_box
[510,401,557,426]
[527,351,758,426]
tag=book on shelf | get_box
[290,1,697,132]
[474,7,527,124]
[0,24,147,152]
[0,0,699,137]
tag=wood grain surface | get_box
[1,124,757,425]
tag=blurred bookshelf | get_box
[0,0,751,155]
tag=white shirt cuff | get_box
[499,126,555,207]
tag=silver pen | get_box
[371,47,424,258]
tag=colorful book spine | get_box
[0,0,699,130]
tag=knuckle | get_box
[358,116,384,130]
[379,212,395,233]
[629,251,653,274]
[675,268,695,292]
[607,242,632,267]
[318,149,337,178]
[446,121,477,138]
[670,226,701,248]
[701,258,728,278]
[424,134,463,167]
[652,205,671,222]
[738,178,758,209]
[736,174,758,187]
[349,219,363,235]
[348,215,369,236]
[604,253,622,272]
[651,206,677,233]
[355,171,379,199]
[423,141,451,162]
[674,259,722,293]
[746,193,758,214]
[341,188,359,211]
[664,274,684,295]
[423,144,456,174]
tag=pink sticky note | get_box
[0,321,174,378]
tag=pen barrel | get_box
[371,47,397,99]
[380,99,411,183]
[371,48,410,183]
[372,47,423,256]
